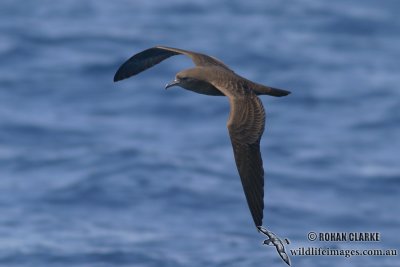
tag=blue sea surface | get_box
[0,0,399,266]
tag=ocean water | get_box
[0,0,399,266]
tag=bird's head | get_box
[165,68,209,91]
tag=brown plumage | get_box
[114,46,290,228]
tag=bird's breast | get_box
[181,79,224,96]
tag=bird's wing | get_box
[214,80,266,227]
[114,46,232,82]
[228,95,265,227]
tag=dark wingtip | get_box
[113,46,179,83]
[113,63,129,82]
[113,71,123,82]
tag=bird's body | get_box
[114,46,291,265]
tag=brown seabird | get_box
[114,46,291,265]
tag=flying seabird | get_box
[114,46,291,265]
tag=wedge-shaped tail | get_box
[252,83,291,97]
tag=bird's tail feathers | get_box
[253,84,291,97]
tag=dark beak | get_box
[165,78,180,90]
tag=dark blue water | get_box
[1,1,399,266]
